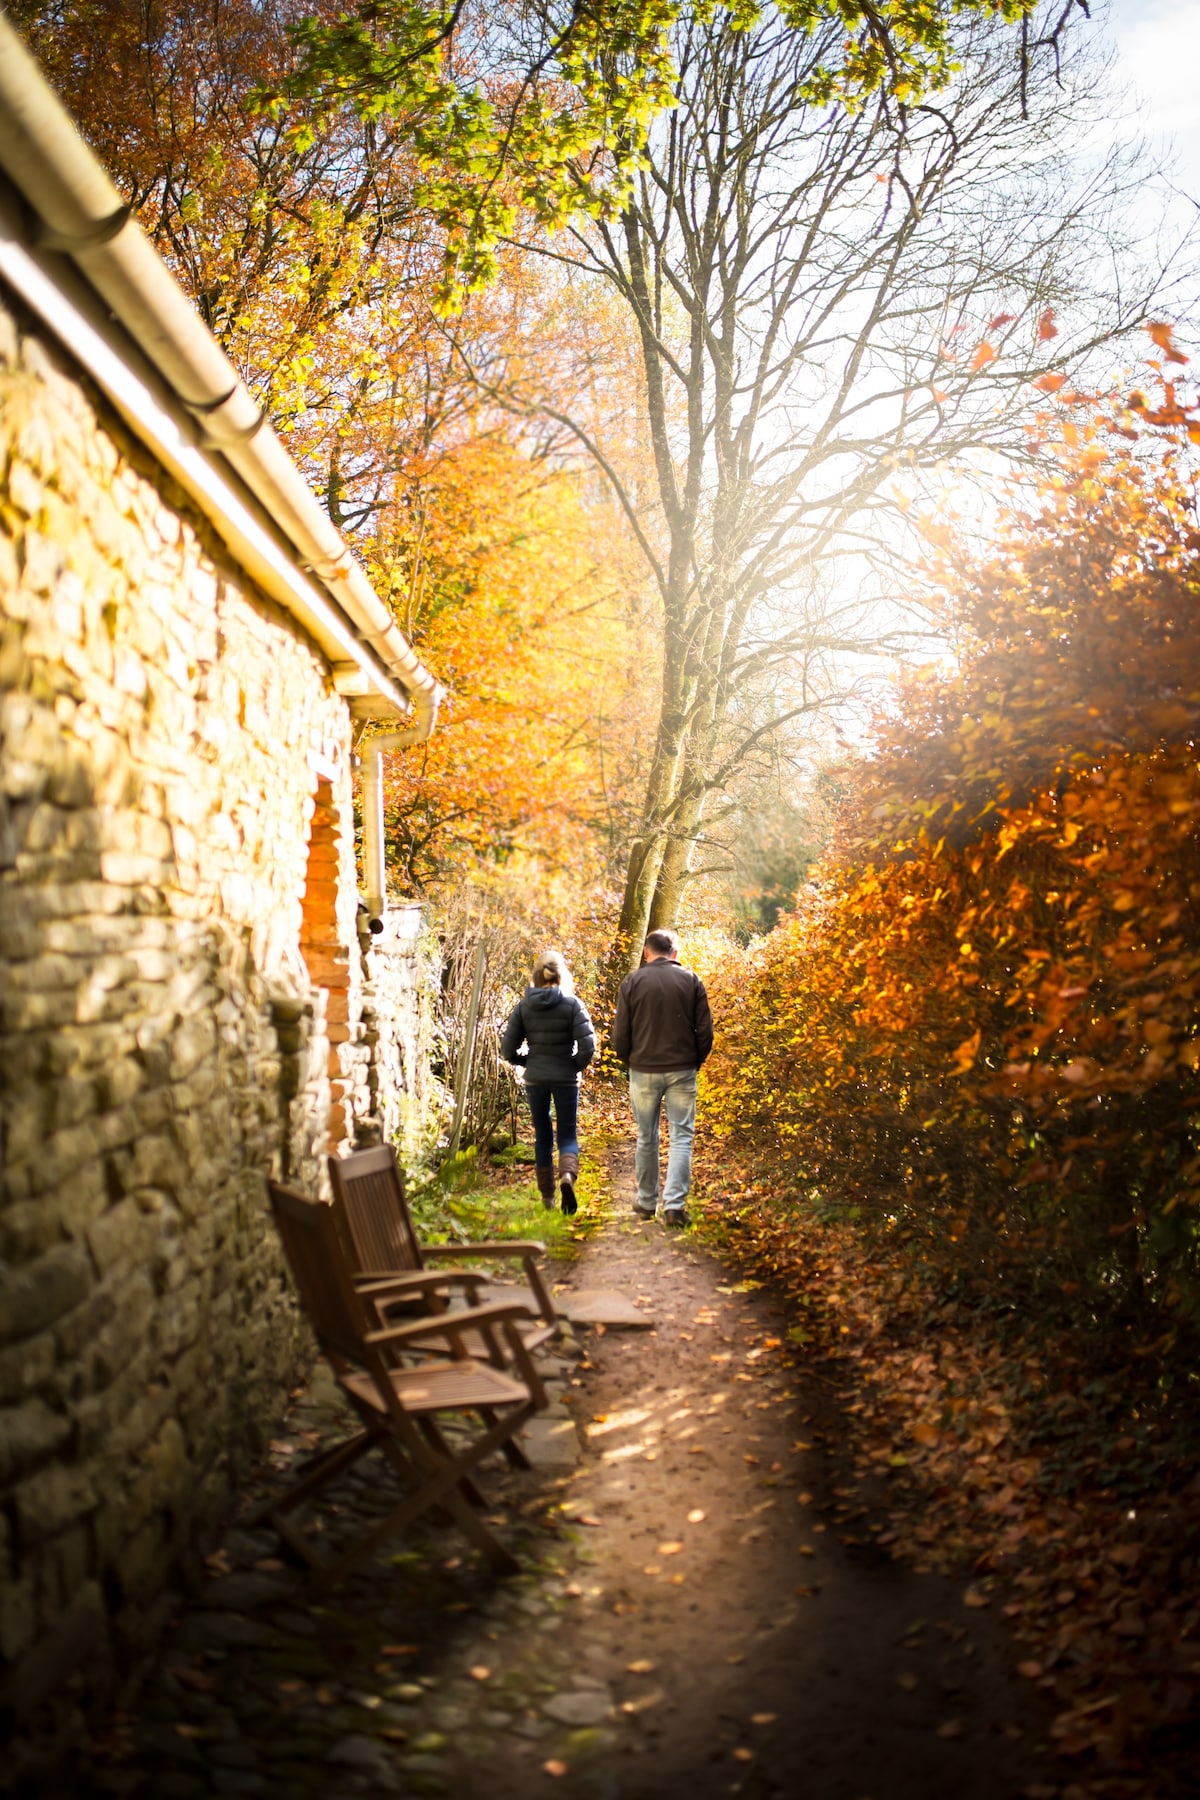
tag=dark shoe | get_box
[663,1207,690,1228]
[535,1165,556,1210]
[559,1152,580,1217]
[633,1204,657,1220]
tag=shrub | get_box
[706,358,1200,1329]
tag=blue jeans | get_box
[525,1082,579,1166]
[629,1068,697,1213]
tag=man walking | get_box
[612,929,714,1226]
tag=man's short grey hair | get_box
[644,929,679,957]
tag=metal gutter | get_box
[0,7,444,747]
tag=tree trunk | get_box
[648,783,704,932]
[608,702,688,982]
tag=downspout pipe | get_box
[361,725,428,926]
[0,9,444,741]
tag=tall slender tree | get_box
[520,4,1185,968]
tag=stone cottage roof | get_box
[0,10,444,739]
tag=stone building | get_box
[0,19,444,1776]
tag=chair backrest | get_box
[328,1145,423,1276]
[267,1180,374,1367]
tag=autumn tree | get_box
[503,2,1180,970]
[263,0,1060,304]
[18,0,661,914]
[374,433,652,893]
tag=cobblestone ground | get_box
[73,1152,1059,1800]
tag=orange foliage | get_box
[374,437,653,895]
[706,362,1200,1321]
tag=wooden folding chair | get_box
[262,1181,546,1584]
[327,1145,559,1361]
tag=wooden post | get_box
[447,941,487,1158]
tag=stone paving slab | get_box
[552,1287,655,1328]
[517,1415,582,1469]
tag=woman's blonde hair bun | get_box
[532,949,574,995]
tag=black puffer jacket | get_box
[501,985,596,1085]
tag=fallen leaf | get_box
[896,1671,919,1691]
[1017,1660,1044,1680]
[732,1747,754,1762]
[543,1759,568,1777]
[381,1645,418,1657]
[174,1666,217,1694]
[751,1711,777,1725]
[687,1508,706,1524]
[626,1658,656,1674]
[937,1719,965,1739]
[578,1515,602,1528]
[469,1666,490,1681]
[658,1542,684,1556]
[964,1587,991,1609]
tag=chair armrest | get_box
[353,1270,487,1295]
[422,1241,546,1258]
[366,1301,535,1346]
[419,1244,557,1325]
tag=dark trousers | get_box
[525,1082,579,1165]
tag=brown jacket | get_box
[611,958,713,1072]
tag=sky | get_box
[1104,0,1200,199]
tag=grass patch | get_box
[406,1143,608,1264]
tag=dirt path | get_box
[455,1145,1058,1800]
[75,1148,1061,1800]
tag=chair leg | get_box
[417,1417,487,1508]
[480,1406,532,1470]
[440,1481,520,1575]
[314,1404,532,1587]
[246,1427,380,1527]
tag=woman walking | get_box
[501,951,595,1214]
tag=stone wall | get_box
[0,287,411,1776]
